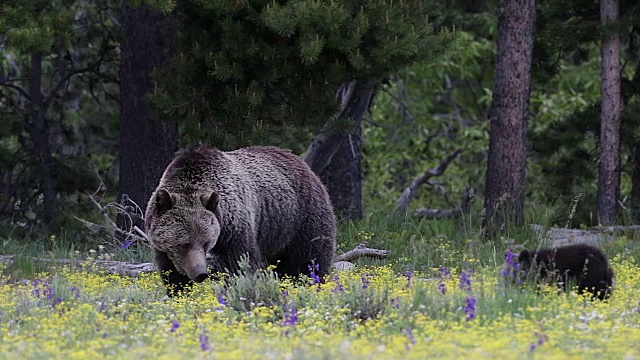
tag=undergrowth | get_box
[0,203,639,358]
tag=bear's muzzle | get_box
[184,248,209,283]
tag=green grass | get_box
[0,205,639,359]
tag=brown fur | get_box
[517,244,614,300]
[145,145,337,295]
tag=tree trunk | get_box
[118,5,178,230]
[320,123,363,220]
[303,78,377,221]
[631,143,640,223]
[24,52,60,229]
[596,0,621,226]
[482,0,536,236]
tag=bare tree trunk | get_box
[631,143,640,223]
[482,0,536,236]
[597,0,621,226]
[320,123,363,220]
[24,52,60,229]
[118,4,178,230]
[303,78,377,220]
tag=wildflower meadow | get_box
[1,224,640,359]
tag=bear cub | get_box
[517,244,614,300]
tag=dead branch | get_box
[413,187,475,219]
[335,243,389,262]
[74,216,148,244]
[393,149,462,215]
[76,177,149,248]
[0,255,155,277]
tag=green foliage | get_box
[0,0,120,232]
[224,256,283,312]
[0,0,76,53]
[363,29,494,213]
[527,1,640,226]
[150,0,455,149]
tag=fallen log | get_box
[335,243,389,262]
[530,224,616,247]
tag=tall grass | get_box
[0,202,639,358]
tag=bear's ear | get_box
[155,189,174,214]
[201,191,219,213]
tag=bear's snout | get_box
[184,248,209,283]
[193,272,209,283]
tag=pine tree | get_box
[0,0,119,230]
[152,0,452,147]
[482,0,536,235]
[149,0,453,218]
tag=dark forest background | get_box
[1,0,639,244]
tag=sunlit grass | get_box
[0,251,639,359]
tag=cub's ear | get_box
[201,191,219,213]
[155,189,174,214]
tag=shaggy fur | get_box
[145,145,337,295]
[517,244,614,300]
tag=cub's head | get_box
[517,249,532,271]
[145,189,222,282]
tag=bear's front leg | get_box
[154,249,192,297]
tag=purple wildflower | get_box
[438,266,451,277]
[170,320,180,333]
[529,332,548,352]
[404,328,416,350]
[361,274,370,289]
[283,307,298,326]
[216,293,227,307]
[120,239,132,249]
[102,332,108,339]
[404,271,414,288]
[390,297,400,309]
[437,266,450,295]
[70,286,81,299]
[199,330,210,351]
[459,270,473,293]
[463,295,477,321]
[332,278,345,293]
[438,282,447,295]
[502,246,521,283]
[308,261,321,285]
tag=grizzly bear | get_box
[144,145,337,295]
[517,244,614,300]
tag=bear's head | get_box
[146,188,221,282]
